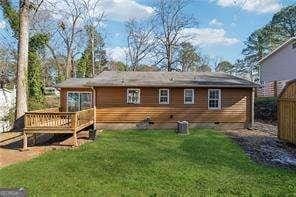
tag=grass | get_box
[0,129,296,196]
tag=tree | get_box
[1,1,49,110]
[81,0,104,77]
[77,49,91,78]
[153,0,196,71]
[178,42,199,71]
[242,29,269,64]
[125,19,154,71]
[216,61,234,74]
[28,33,49,105]
[270,5,296,39]
[76,25,107,77]
[241,28,270,82]
[197,64,211,72]
[56,1,84,79]
[15,0,29,129]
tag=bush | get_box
[28,98,45,111]
[1,107,15,126]
[254,97,277,123]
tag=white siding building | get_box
[258,37,296,96]
[0,88,15,132]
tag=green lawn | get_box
[1,129,296,196]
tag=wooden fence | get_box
[278,80,296,144]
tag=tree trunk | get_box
[66,49,72,79]
[14,0,29,131]
[91,33,95,77]
[167,45,173,71]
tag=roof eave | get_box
[258,37,296,64]
[86,83,256,88]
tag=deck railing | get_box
[24,108,94,132]
[76,108,95,129]
[23,108,95,149]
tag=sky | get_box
[0,0,295,64]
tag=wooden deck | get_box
[23,108,95,149]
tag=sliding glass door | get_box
[67,92,92,112]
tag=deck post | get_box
[73,131,78,147]
[72,113,78,147]
[22,131,28,151]
[92,87,96,130]
[33,134,37,145]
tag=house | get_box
[258,37,296,97]
[55,71,256,130]
[0,88,15,132]
[44,87,60,96]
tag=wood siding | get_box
[59,87,252,125]
[92,87,252,124]
[278,80,296,144]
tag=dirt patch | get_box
[0,131,97,168]
[222,122,296,169]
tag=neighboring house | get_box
[44,87,60,96]
[0,88,15,132]
[56,71,256,130]
[258,37,296,97]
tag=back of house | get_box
[56,71,256,130]
[258,37,296,97]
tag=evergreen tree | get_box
[216,61,234,74]
[271,5,296,39]
[77,25,107,77]
[179,42,200,72]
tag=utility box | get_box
[89,129,97,140]
[177,121,189,134]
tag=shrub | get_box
[254,97,277,123]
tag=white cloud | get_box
[212,0,281,14]
[107,47,128,62]
[44,0,154,22]
[100,0,154,21]
[0,21,6,29]
[181,28,240,46]
[209,18,223,27]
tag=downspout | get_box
[91,86,96,130]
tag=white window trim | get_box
[66,91,93,112]
[159,89,170,104]
[184,89,195,104]
[126,88,141,104]
[208,89,221,110]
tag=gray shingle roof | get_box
[55,78,92,88]
[56,71,256,88]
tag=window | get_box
[67,92,92,112]
[127,89,140,104]
[208,89,221,109]
[184,89,194,104]
[159,89,169,104]
[292,42,296,49]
